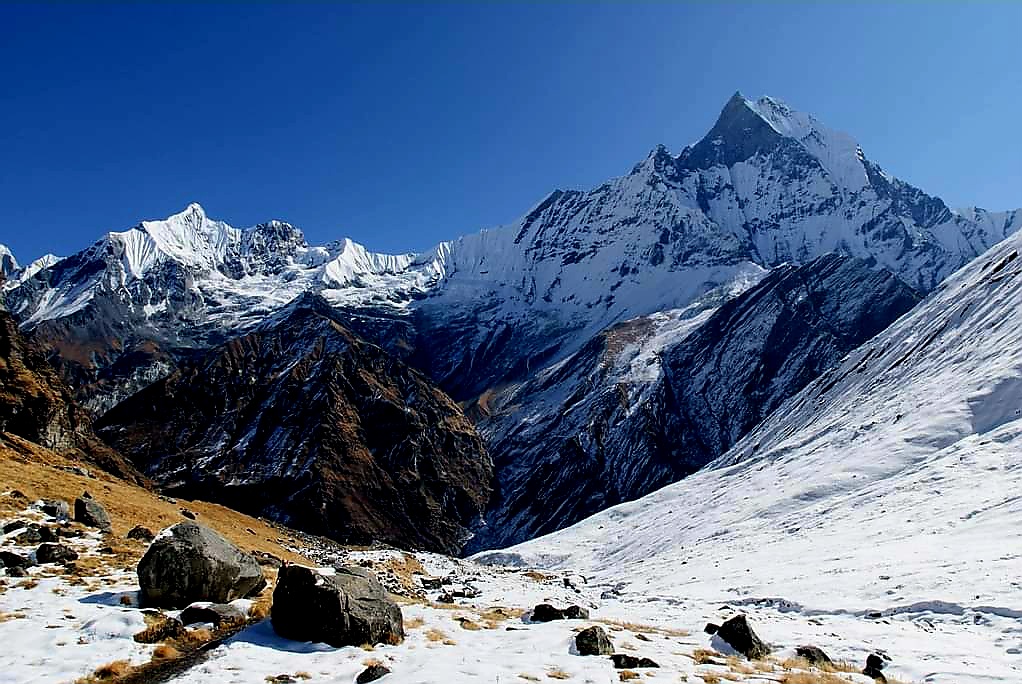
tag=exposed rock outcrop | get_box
[98,295,493,554]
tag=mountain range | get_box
[3,92,1020,553]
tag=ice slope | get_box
[491,227,1022,683]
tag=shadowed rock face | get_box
[97,294,494,554]
[468,254,921,551]
[0,310,144,483]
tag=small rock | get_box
[74,497,111,531]
[253,551,282,569]
[635,633,651,642]
[575,625,614,656]
[15,526,43,544]
[126,525,155,542]
[796,645,833,666]
[864,653,887,682]
[715,614,770,659]
[356,664,391,683]
[531,603,590,622]
[180,602,247,627]
[610,654,659,669]
[39,499,70,520]
[181,509,196,520]
[419,577,443,590]
[2,519,27,534]
[6,566,29,578]
[271,564,403,647]
[0,551,32,568]
[133,612,185,643]
[704,622,720,635]
[57,526,84,539]
[36,543,79,564]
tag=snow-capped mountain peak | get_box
[0,244,18,278]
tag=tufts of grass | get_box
[547,669,571,680]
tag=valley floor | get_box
[2,439,1018,683]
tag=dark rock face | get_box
[74,497,112,531]
[356,664,391,684]
[530,604,590,622]
[98,296,493,555]
[0,311,143,482]
[180,602,246,627]
[126,525,155,542]
[575,626,614,656]
[35,542,78,564]
[271,564,403,648]
[610,654,659,669]
[796,645,833,665]
[469,255,921,551]
[137,522,266,608]
[716,615,770,660]
[704,623,720,635]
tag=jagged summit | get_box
[0,244,18,278]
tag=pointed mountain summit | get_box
[0,244,18,279]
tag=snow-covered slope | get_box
[468,254,921,551]
[491,225,1022,684]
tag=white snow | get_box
[494,227,1022,684]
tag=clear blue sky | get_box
[2,2,1020,262]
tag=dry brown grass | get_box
[456,616,481,630]
[691,648,721,665]
[700,675,721,684]
[779,672,853,684]
[618,672,640,682]
[425,627,451,643]
[152,644,181,660]
[478,606,525,628]
[0,435,311,565]
[523,570,553,582]
[79,659,134,682]
[519,675,540,682]
[547,669,571,680]
[16,579,38,590]
[404,616,425,629]
[595,617,690,638]
[0,611,26,623]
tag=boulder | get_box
[575,625,614,656]
[36,543,79,564]
[796,645,833,666]
[716,614,770,659]
[137,522,266,608]
[704,622,720,635]
[126,525,155,542]
[864,653,887,682]
[39,499,70,519]
[14,526,43,544]
[356,664,391,683]
[2,519,27,534]
[0,550,32,568]
[180,602,247,627]
[6,566,29,577]
[610,654,659,669]
[531,603,590,622]
[74,496,112,531]
[271,564,403,647]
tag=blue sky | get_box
[2,2,1020,262]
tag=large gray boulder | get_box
[271,564,403,647]
[74,496,111,531]
[137,522,266,608]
